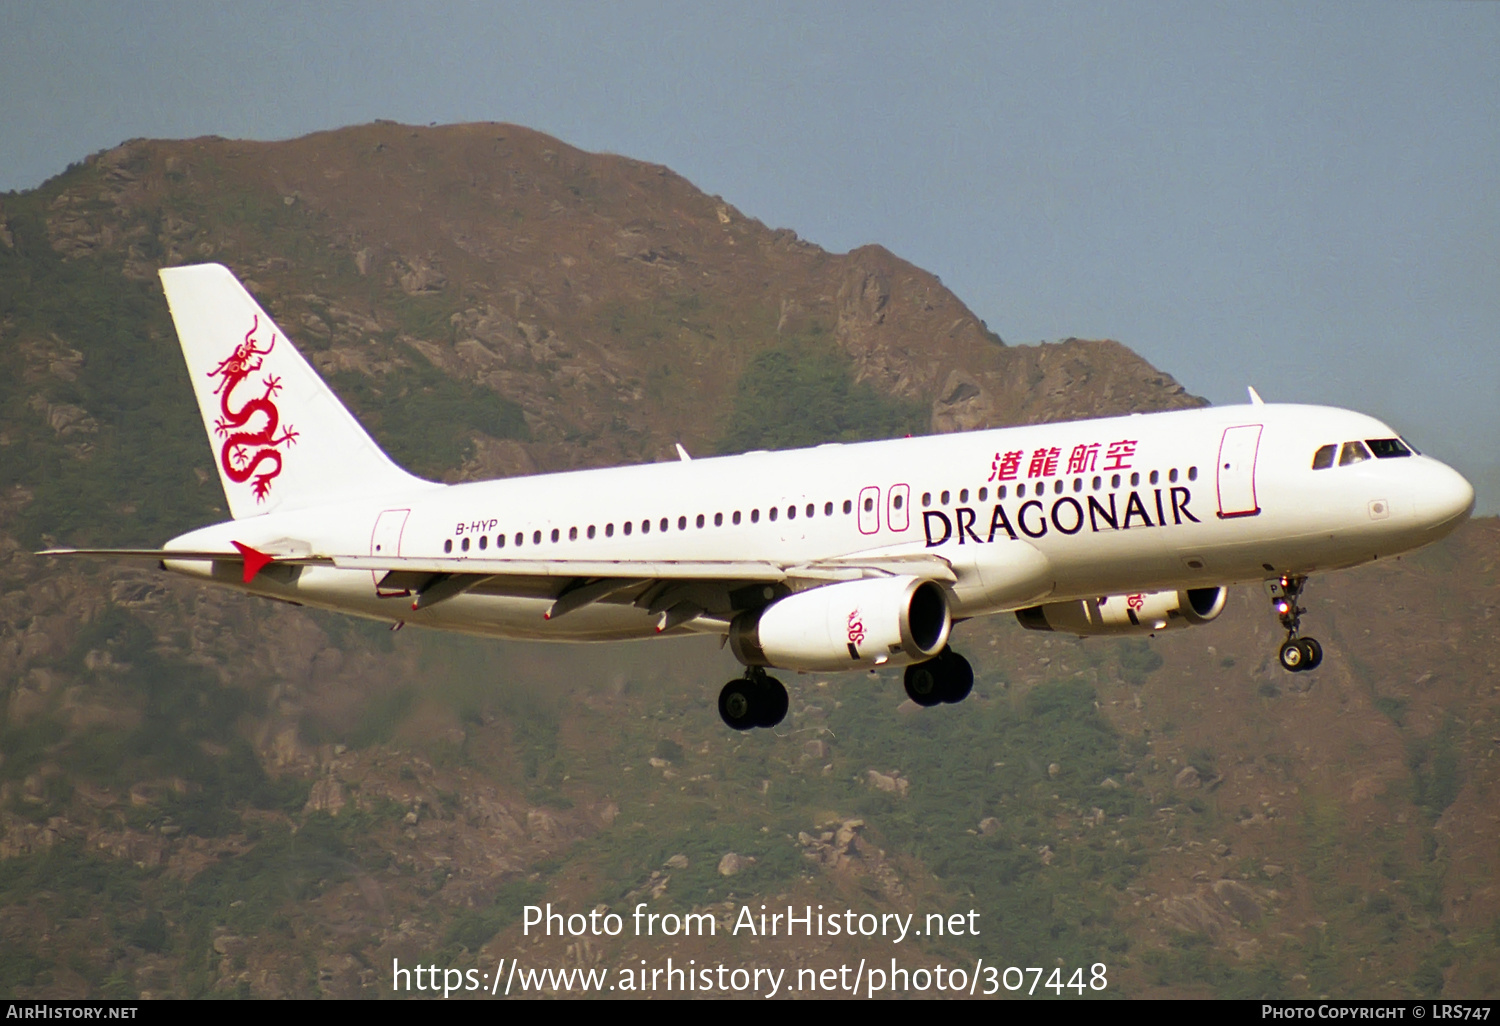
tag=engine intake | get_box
[1016,586,1227,636]
[730,575,951,672]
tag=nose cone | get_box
[1414,460,1475,535]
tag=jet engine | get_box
[729,575,951,672]
[1015,587,1227,636]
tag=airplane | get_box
[41,264,1476,731]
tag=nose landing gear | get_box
[718,667,789,730]
[1267,574,1323,673]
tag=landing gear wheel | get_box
[718,670,789,730]
[1299,637,1323,670]
[755,675,789,729]
[718,678,760,730]
[904,648,975,706]
[1278,639,1306,673]
[903,661,944,707]
[939,650,973,704]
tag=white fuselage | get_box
[161,402,1475,645]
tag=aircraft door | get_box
[371,508,411,595]
[857,486,881,535]
[888,483,910,532]
[1216,426,1263,519]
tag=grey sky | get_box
[3,1,1496,510]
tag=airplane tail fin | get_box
[159,263,431,520]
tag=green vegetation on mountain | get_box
[0,190,215,547]
[327,362,529,480]
[717,335,928,454]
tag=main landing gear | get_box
[718,667,790,731]
[903,647,974,707]
[1267,573,1323,673]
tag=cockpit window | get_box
[1338,440,1372,466]
[1311,444,1336,470]
[1366,438,1412,459]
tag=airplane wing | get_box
[37,546,958,626]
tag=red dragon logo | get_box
[207,315,298,501]
[847,609,866,648]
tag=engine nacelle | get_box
[1015,586,1227,636]
[730,576,951,672]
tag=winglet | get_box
[231,541,274,583]
[675,443,692,462]
[1247,386,1265,405]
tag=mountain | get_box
[3,122,1199,498]
[0,123,1494,999]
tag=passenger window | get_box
[696,514,705,528]
[1054,480,1064,494]
[787,505,796,520]
[1188,467,1198,481]
[1149,470,1159,485]
[551,529,560,542]
[1092,476,1101,491]
[660,518,668,532]
[998,485,1008,499]
[587,525,596,539]
[805,503,814,518]
[1130,472,1140,487]
[461,537,470,552]
[1339,441,1372,466]
[770,508,778,522]
[624,522,632,536]
[1111,474,1121,488]
[714,512,723,526]
[863,497,874,512]
[733,511,741,525]
[1017,483,1026,497]
[569,527,577,541]
[922,492,931,507]
[605,524,613,537]
[678,515,687,530]
[824,501,833,515]
[1366,438,1412,459]
[843,499,853,514]
[959,489,969,503]
[1073,478,1083,492]
[1311,444,1336,470]
[893,494,904,509]
[640,520,649,534]
[479,535,487,550]
[1168,468,1178,483]
[978,487,987,501]
[533,530,542,545]
[497,534,505,548]
[515,532,523,546]
[751,509,760,523]
[444,539,453,553]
